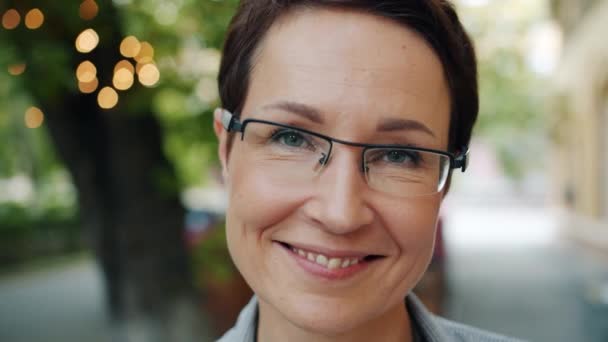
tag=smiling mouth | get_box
[277,242,384,270]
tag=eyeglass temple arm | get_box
[220,109,243,132]
[453,147,469,172]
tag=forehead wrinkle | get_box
[281,57,445,97]
[285,67,428,96]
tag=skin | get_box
[214,7,451,342]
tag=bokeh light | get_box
[114,60,134,74]
[137,63,160,87]
[196,78,219,104]
[24,107,44,128]
[2,9,20,30]
[120,36,141,58]
[135,62,146,75]
[24,9,44,29]
[97,87,119,109]
[154,2,178,26]
[134,42,154,64]
[76,61,97,83]
[75,28,99,53]
[8,63,26,76]
[78,77,99,94]
[113,68,134,91]
[79,0,99,21]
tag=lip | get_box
[274,241,381,281]
[284,241,372,259]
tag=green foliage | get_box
[476,48,546,179]
[191,223,238,285]
[0,201,81,266]
[0,0,242,268]
[1,0,239,190]
[456,0,550,180]
[114,0,238,187]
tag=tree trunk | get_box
[5,1,209,340]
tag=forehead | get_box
[244,7,450,146]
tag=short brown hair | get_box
[218,0,478,152]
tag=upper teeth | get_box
[292,247,362,269]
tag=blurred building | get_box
[550,0,608,247]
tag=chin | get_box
[278,292,381,337]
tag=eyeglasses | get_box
[220,109,469,197]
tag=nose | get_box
[304,146,375,235]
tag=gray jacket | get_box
[217,294,525,342]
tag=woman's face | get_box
[215,7,451,337]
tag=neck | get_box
[257,298,413,342]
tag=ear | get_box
[213,108,230,183]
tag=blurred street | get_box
[443,201,608,342]
[1,202,607,342]
[0,258,112,342]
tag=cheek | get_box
[382,195,441,257]
[223,155,307,276]
[226,161,303,232]
[377,196,441,297]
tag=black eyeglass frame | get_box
[220,109,469,173]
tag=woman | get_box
[213,1,520,341]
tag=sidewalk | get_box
[0,257,112,342]
[560,211,608,257]
[441,202,608,342]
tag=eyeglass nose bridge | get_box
[319,153,329,165]
[312,142,375,190]
[316,142,334,170]
[314,140,368,174]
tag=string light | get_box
[25,107,44,128]
[24,9,44,29]
[134,42,154,64]
[2,9,20,30]
[76,60,97,83]
[8,63,26,76]
[137,63,160,87]
[120,36,141,58]
[98,87,119,109]
[80,0,99,21]
[75,28,99,53]
[78,77,99,94]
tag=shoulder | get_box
[407,294,526,342]
[216,296,258,342]
[434,316,526,342]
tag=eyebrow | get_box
[263,100,435,137]
[262,101,324,124]
[377,118,436,137]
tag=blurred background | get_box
[0,0,607,341]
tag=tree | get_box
[0,0,238,339]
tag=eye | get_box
[385,150,419,164]
[271,129,307,147]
